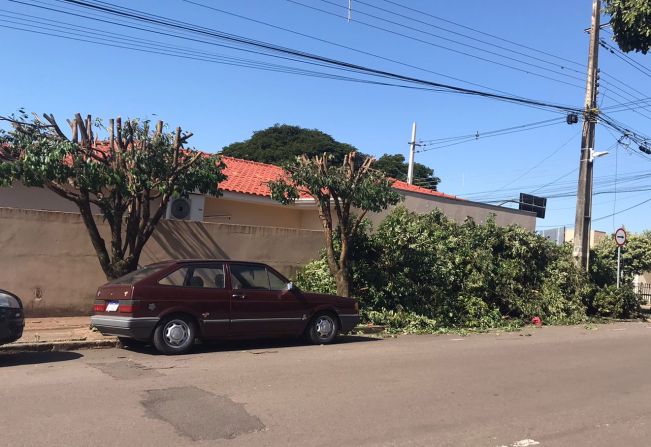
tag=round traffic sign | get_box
[615,227,627,247]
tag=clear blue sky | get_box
[1,0,650,233]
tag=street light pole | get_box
[407,121,417,185]
[572,0,601,270]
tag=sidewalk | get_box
[1,317,117,352]
[1,316,382,352]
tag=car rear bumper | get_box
[339,314,360,333]
[91,315,159,341]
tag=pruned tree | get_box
[268,151,401,297]
[604,0,651,53]
[0,111,225,280]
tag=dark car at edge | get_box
[91,260,360,355]
[0,290,25,345]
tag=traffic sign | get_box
[615,227,627,247]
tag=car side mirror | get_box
[286,282,294,291]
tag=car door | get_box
[228,263,307,337]
[156,262,230,338]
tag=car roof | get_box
[148,259,270,266]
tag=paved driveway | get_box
[2,323,651,446]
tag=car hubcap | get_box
[164,320,190,347]
[315,316,334,338]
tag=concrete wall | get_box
[370,192,537,231]
[0,207,324,317]
[0,184,536,231]
[203,196,322,230]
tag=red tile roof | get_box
[390,179,459,200]
[219,156,288,198]
[218,156,459,201]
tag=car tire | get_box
[153,315,197,355]
[307,312,339,345]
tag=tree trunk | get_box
[334,268,351,297]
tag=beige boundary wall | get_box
[0,207,324,317]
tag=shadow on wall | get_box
[151,220,230,261]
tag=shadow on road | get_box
[120,334,382,356]
[0,350,83,367]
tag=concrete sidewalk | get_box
[1,316,117,352]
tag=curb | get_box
[0,338,118,353]
[354,325,386,335]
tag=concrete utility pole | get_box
[407,121,417,184]
[573,0,601,270]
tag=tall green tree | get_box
[374,154,440,190]
[268,151,401,297]
[0,111,225,279]
[222,124,356,165]
[223,125,441,189]
[604,0,651,53]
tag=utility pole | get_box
[407,121,417,184]
[573,0,601,270]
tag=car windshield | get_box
[109,265,166,285]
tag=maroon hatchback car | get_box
[91,260,360,355]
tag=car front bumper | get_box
[91,315,159,341]
[339,314,360,333]
[0,307,24,345]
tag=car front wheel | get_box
[307,313,339,345]
[153,315,196,355]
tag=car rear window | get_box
[109,265,166,285]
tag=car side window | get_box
[230,264,270,290]
[268,269,287,291]
[192,266,226,289]
[158,265,225,289]
[158,268,189,287]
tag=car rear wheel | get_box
[153,315,196,355]
[307,313,339,345]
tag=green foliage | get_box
[362,309,439,334]
[221,124,442,189]
[270,151,401,296]
[222,124,356,165]
[590,231,651,287]
[374,154,440,190]
[0,111,225,279]
[294,257,337,295]
[297,206,601,331]
[591,284,640,318]
[604,0,651,53]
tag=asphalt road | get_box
[2,322,651,447]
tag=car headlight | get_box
[0,292,21,309]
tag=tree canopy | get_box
[269,151,401,297]
[223,124,440,189]
[374,154,441,190]
[222,124,356,165]
[0,111,225,279]
[604,0,651,53]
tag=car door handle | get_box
[232,293,246,300]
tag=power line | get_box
[377,0,585,69]
[497,131,581,190]
[600,39,651,80]
[288,0,586,90]
[416,118,568,153]
[180,0,523,98]
[317,0,586,79]
[9,0,582,114]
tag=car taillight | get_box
[118,300,140,313]
[93,301,105,312]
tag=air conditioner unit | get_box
[165,193,205,222]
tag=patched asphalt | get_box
[2,323,651,446]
